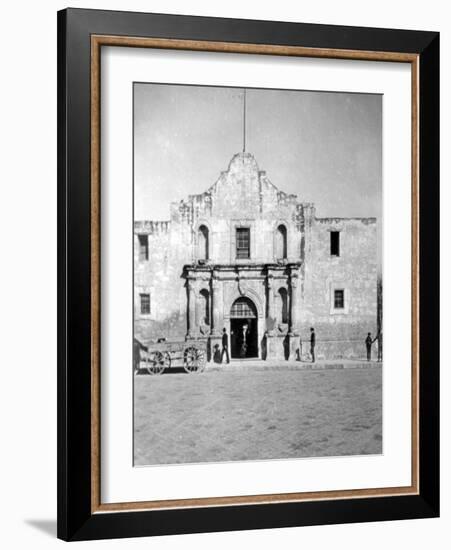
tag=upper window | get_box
[198,225,209,260]
[330,231,340,257]
[275,224,287,259]
[140,293,150,315]
[236,227,250,259]
[334,289,345,309]
[138,234,149,261]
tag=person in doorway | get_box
[240,324,248,358]
[220,327,230,364]
[365,332,376,361]
[310,327,316,363]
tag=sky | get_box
[134,83,382,223]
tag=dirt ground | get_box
[134,367,382,466]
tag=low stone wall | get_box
[265,335,381,361]
[297,338,381,361]
[134,329,381,363]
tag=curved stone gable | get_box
[171,152,303,223]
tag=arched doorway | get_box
[230,297,258,359]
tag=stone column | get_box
[289,273,299,336]
[186,278,196,339]
[211,272,220,336]
[266,274,275,335]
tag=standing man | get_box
[365,332,375,362]
[220,327,230,364]
[310,327,316,363]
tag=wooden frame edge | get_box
[91,34,101,513]
[411,55,420,496]
[91,34,419,62]
[90,34,420,515]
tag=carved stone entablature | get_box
[183,262,302,281]
[134,220,170,235]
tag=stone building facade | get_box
[134,152,378,360]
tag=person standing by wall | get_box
[220,327,230,364]
[365,332,375,361]
[374,330,383,362]
[310,327,316,363]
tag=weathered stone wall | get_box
[134,152,307,344]
[298,217,378,359]
[170,153,306,265]
[134,220,189,342]
[134,152,378,359]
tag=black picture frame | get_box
[57,7,439,541]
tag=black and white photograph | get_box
[0,0,444,544]
[133,83,383,466]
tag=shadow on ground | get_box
[25,519,57,538]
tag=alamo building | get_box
[134,151,378,361]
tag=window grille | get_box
[230,298,256,318]
[140,293,150,314]
[334,289,345,309]
[138,234,149,261]
[236,228,250,259]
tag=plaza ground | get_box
[134,363,382,466]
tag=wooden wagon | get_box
[137,339,207,375]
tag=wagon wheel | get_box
[146,350,170,375]
[183,346,206,374]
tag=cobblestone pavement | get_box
[134,365,382,466]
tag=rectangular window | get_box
[236,228,250,259]
[330,231,340,256]
[334,289,345,309]
[140,293,150,315]
[138,234,149,261]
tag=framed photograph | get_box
[57,8,439,541]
